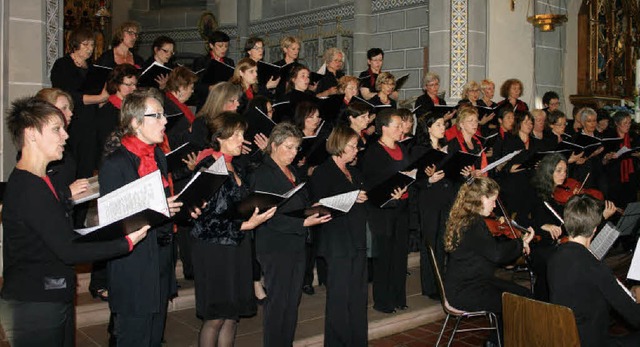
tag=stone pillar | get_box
[237,0,250,58]
[353,0,371,73]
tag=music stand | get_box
[616,202,640,236]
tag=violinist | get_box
[413,113,456,299]
[603,112,640,207]
[444,177,534,346]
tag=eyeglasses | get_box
[122,82,136,87]
[283,144,302,152]
[144,112,166,119]
[124,30,139,37]
[252,45,264,51]
[160,48,175,55]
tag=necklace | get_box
[70,53,87,68]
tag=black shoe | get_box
[373,305,396,314]
[396,305,409,310]
[302,285,315,295]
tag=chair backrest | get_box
[427,244,465,315]
[502,292,580,347]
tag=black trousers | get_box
[303,242,327,287]
[324,252,368,347]
[258,251,305,347]
[0,299,74,347]
[174,224,193,278]
[113,312,166,347]
[372,206,409,311]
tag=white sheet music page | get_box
[319,190,360,213]
[627,238,640,281]
[588,222,620,260]
[97,170,169,226]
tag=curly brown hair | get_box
[444,177,500,252]
[499,78,523,99]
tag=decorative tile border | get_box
[450,0,467,99]
[46,0,61,73]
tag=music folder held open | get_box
[74,171,170,242]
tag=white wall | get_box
[563,0,581,116]
[486,1,535,106]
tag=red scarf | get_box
[209,51,223,62]
[430,95,440,105]
[108,94,122,109]
[621,133,635,183]
[121,135,169,187]
[368,68,376,89]
[165,91,195,123]
[455,131,488,175]
[195,148,233,166]
[499,127,505,139]
[245,87,254,101]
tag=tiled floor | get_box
[369,317,491,347]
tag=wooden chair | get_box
[426,245,501,347]
[502,292,580,346]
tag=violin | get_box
[553,176,604,205]
[485,197,540,242]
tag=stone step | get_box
[75,253,421,328]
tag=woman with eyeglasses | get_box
[415,72,455,122]
[97,21,144,68]
[358,48,398,101]
[316,48,345,97]
[51,27,108,180]
[100,88,199,345]
[250,122,331,347]
[141,35,176,90]
[244,36,280,92]
[369,72,398,110]
[0,97,149,346]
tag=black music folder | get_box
[368,170,417,208]
[166,142,199,173]
[201,59,234,84]
[174,156,229,220]
[615,146,640,159]
[138,61,173,89]
[235,183,306,219]
[478,132,500,149]
[82,64,113,95]
[294,121,329,167]
[244,107,276,155]
[617,202,640,236]
[407,148,448,172]
[599,137,624,153]
[431,104,458,118]
[477,106,498,119]
[437,150,482,180]
[310,71,324,85]
[518,150,571,171]
[257,61,290,85]
[557,140,601,157]
[75,209,169,242]
[285,190,360,218]
[394,74,410,91]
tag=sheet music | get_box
[480,150,522,174]
[319,190,360,213]
[589,222,620,260]
[97,170,169,226]
[616,146,633,157]
[400,169,418,180]
[178,156,228,196]
[627,238,640,281]
[139,61,171,76]
[283,183,306,199]
[71,175,100,205]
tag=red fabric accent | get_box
[499,127,505,139]
[430,95,440,105]
[121,135,169,188]
[165,92,195,123]
[245,87,254,101]
[209,51,223,62]
[108,94,122,109]
[195,148,233,166]
[368,68,376,89]
[42,176,59,201]
[445,126,459,141]
[455,131,488,175]
[379,141,403,160]
[125,235,134,252]
[621,133,635,183]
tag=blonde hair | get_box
[337,75,359,93]
[229,57,257,91]
[461,81,480,100]
[375,72,395,92]
[444,177,500,252]
[455,105,479,130]
[280,36,301,52]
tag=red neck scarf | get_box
[108,94,122,109]
[499,127,505,139]
[621,133,635,183]
[430,95,440,105]
[165,91,195,123]
[368,68,377,89]
[195,148,233,166]
[455,131,488,175]
[209,51,223,62]
[121,135,169,187]
[245,87,254,101]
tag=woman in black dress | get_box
[273,36,302,98]
[190,112,276,347]
[250,122,331,347]
[368,72,397,110]
[496,78,529,113]
[308,125,369,346]
[444,177,534,345]
[229,57,261,113]
[602,111,640,207]
[0,97,148,346]
[274,65,317,123]
[360,108,412,313]
[141,35,176,89]
[99,89,196,346]
[97,21,144,68]
[414,72,455,121]
[50,27,109,178]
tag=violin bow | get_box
[496,196,519,240]
[577,173,590,194]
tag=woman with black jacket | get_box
[308,125,369,346]
[359,108,412,313]
[0,97,148,346]
[249,122,331,347]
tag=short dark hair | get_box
[546,110,566,126]
[497,107,514,120]
[612,110,631,126]
[511,111,532,135]
[244,37,264,57]
[375,108,399,134]
[151,35,175,53]
[106,64,139,95]
[367,48,384,60]
[112,21,140,47]
[596,108,611,123]
[563,195,603,238]
[207,31,230,45]
[293,101,320,131]
[542,91,560,106]
[209,111,248,151]
[7,97,65,149]
[339,102,370,126]
[67,27,94,53]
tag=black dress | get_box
[414,93,446,117]
[95,99,120,164]
[190,155,256,320]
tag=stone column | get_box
[237,0,250,57]
[353,0,372,73]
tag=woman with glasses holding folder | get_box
[0,97,149,346]
[99,89,195,346]
[249,122,331,347]
[308,125,369,346]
